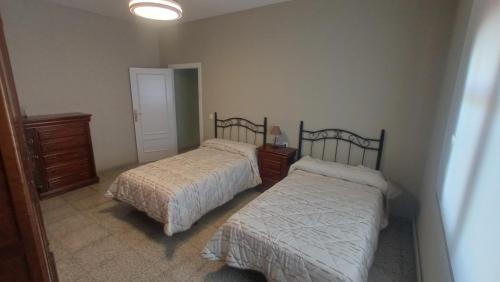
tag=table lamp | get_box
[270,126,282,148]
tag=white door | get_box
[130,68,178,163]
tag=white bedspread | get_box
[202,158,387,282]
[106,139,261,236]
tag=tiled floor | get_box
[41,165,417,282]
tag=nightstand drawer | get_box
[262,169,281,180]
[262,178,279,188]
[262,159,282,172]
[261,153,282,163]
[257,144,298,190]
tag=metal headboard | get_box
[298,121,385,170]
[214,112,267,145]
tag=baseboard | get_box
[412,220,423,282]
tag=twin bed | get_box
[107,116,388,282]
[106,114,267,235]
[202,121,388,282]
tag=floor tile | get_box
[56,257,87,282]
[73,275,97,282]
[84,201,137,233]
[61,187,98,202]
[134,252,192,280]
[167,252,207,282]
[172,216,221,247]
[131,268,181,282]
[90,249,152,282]
[70,192,113,211]
[45,213,96,237]
[84,200,124,220]
[43,204,79,225]
[48,236,71,262]
[128,234,182,264]
[40,196,67,212]
[72,234,124,270]
[113,227,153,248]
[58,223,110,253]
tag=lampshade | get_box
[270,126,282,136]
[129,0,183,21]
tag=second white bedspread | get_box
[202,168,386,282]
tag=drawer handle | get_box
[133,109,140,122]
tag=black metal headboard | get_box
[214,112,267,145]
[298,121,385,170]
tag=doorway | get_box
[169,63,203,153]
[129,64,202,163]
[173,68,200,153]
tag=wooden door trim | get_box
[0,17,55,281]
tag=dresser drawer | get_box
[40,136,88,153]
[48,171,92,190]
[43,149,89,166]
[36,123,86,141]
[45,159,90,179]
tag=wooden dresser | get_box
[24,113,99,199]
[257,144,297,190]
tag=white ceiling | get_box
[41,0,291,23]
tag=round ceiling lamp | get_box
[129,0,183,21]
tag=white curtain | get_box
[439,0,500,281]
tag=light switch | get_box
[208,113,214,120]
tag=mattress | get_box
[202,157,387,282]
[106,139,261,236]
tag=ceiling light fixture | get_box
[129,0,182,21]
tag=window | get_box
[439,1,500,281]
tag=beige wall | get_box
[0,0,160,171]
[160,0,457,207]
[417,0,474,281]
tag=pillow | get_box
[357,165,403,199]
[201,139,261,186]
[289,156,388,194]
[201,138,257,156]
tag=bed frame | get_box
[214,112,267,145]
[298,121,385,170]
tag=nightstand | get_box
[257,144,298,190]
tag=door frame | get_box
[168,62,204,143]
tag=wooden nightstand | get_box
[257,144,297,190]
